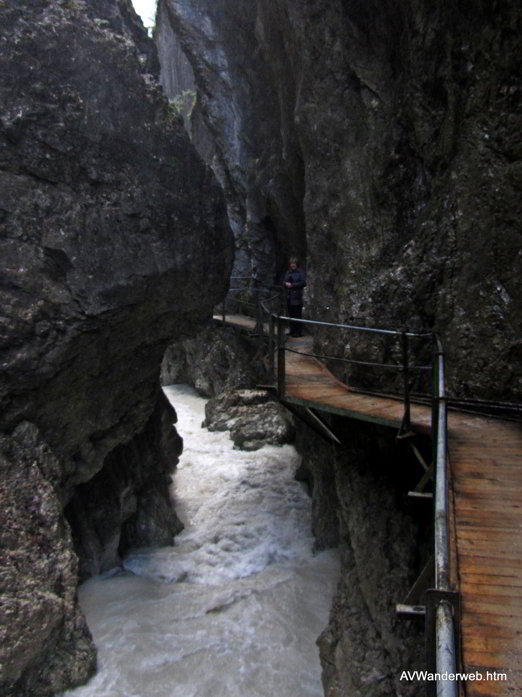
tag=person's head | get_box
[289,256,298,270]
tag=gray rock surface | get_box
[0,1,233,694]
[161,325,262,396]
[157,0,306,284]
[297,420,429,697]
[0,423,96,696]
[203,389,295,450]
[158,0,522,402]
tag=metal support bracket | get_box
[396,557,433,620]
[282,403,341,445]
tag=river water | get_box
[62,385,339,697]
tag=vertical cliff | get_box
[156,0,306,285]
[0,1,233,695]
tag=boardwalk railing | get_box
[217,290,459,686]
[258,307,459,693]
[272,314,433,435]
[218,280,284,341]
[430,335,458,697]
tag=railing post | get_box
[268,313,275,382]
[426,333,458,697]
[256,292,261,328]
[431,336,439,474]
[277,315,286,398]
[401,331,411,433]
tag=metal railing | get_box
[430,336,458,697]
[257,306,459,692]
[217,289,459,688]
[270,315,433,435]
[219,284,284,336]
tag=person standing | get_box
[283,257,306,337]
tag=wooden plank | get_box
[453,510,522,528]
[458,571,522,588]
[461,618,522,639]
[460,597,522,618]
[463,650,522,672]
[463,677,520,697]
[452,479,522,494]
[264,314,522,686]
[454,501,522,516]
[460,582,522,600]
[461,633,522,654]
[458,551,522,570]
[460,590,522,610]
[455,532,522,551]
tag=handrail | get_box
[432,335,458,697]
[277,315,432,338]
[263,304,458,686]
[433,335,449,590]
[270,316,431,434]
[221,290,458,684]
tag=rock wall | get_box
[161,324,263,395]
[0,1,233,695]
[158,0,522,402]
[157,0,307,284]
[296,419,431,697]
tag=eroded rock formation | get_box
[0,1,233,694]
[203,389,295,451]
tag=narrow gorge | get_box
[0,1,520,697]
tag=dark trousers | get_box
[287,304,303,336]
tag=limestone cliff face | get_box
[158,0,521,402]
[157,0,306,285]
[0,1,233,695]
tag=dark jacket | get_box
[283,268,306,306]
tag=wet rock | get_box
[203,389,295,450]
[0,423,97,696]
[297,419,428,697]
[157,0,306,284]
[0,0,233,694]
[161,324,263,396]
[65,391,184,581]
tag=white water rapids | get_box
[62,385,339,697]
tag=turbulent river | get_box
[62,385,340,697]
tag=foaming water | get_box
[62,385,339,697]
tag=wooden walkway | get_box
[215,315,522,694]
[283,336,522,697]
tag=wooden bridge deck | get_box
[283,336,522,696]
[216,316,522,694]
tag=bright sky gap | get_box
[131,0,157,29]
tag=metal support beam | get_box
[282,403,341,445]
[304,408,342,445]
[276,315,286,399]
[396,603,426,619]
[407,491,433,501]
